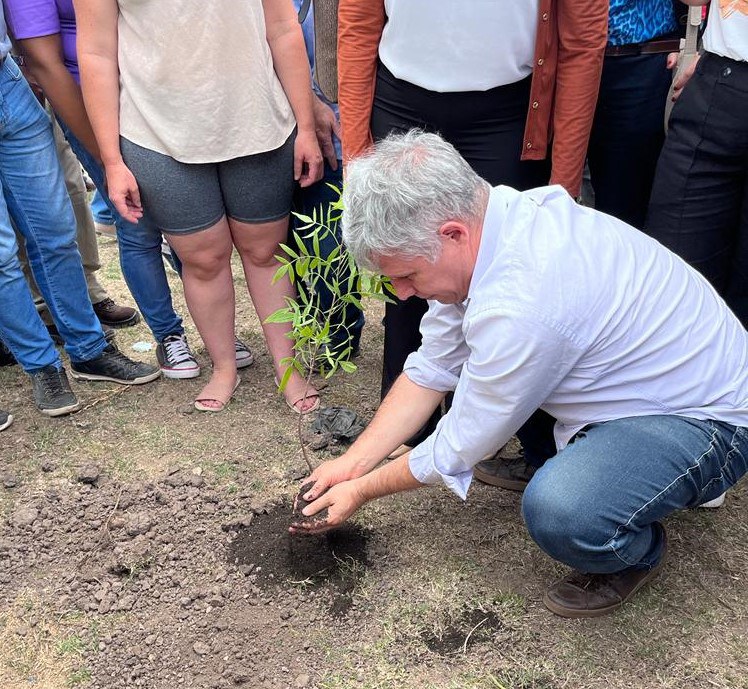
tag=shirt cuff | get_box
[404,351,460,393]
[409,441,473,500]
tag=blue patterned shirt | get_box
[608,0,679,46]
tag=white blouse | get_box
[378,0,539,93]
[704,0,748,63]
[116,0,295,163]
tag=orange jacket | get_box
[337,0,608,196]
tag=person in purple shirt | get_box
[0,3,160,417]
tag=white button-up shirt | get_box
[405,185,748,499]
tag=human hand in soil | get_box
[299,457,362,503]
[289,479,366,535]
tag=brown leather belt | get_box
[605,38,682,57]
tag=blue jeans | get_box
[0,57,106,371]
[58,121,183,342]
[90,189,114,225]
[291,161,365,352]
[522,415,748,573]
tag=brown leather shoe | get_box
[543,530,668,618]
[92,298,140,328]
[473,452,536,491]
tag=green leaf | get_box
[278,365,294,391]
[264,309,296,324]
[339,360,357,373]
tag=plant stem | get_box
[298,342,321,474]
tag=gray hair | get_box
[342,130,490,271]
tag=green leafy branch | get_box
[266,185,392,471]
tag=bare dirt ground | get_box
[1,239,748,689]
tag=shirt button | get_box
[722,67,732,77]
[532,101,539,109]
[537,58,544,66]
[526,142,533,149]
[542,12,549,20]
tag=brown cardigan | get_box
[337,0,608,196]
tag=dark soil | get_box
[227,503,369,616]
[291,481,329,526]
[419,608,505,655]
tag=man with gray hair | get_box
[291,130,748,618]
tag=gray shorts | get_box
[120,132,295,234]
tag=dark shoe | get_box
[0,409,13,431]
[543,530,669,618]
[45,322,116,346]
[71,344,160,385]
[473,451,537,492]
[234,336,254,369]
[92,298,140,328]
[0,339,16,367]
[157,333,200,379]
[29,365,80,417]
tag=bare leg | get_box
[167,219,237,409]
[228,215,319,412]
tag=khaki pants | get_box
[17,114,108,323]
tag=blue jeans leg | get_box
[522,415,748,573]
[291,161,365,351]
[59,121,184,342]
[90,189,114,226]
[0,58,105,368]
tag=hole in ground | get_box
[419,608,505,655]
[227,502,369,616]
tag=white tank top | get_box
[116,0,296,163]
[704,1,748,63]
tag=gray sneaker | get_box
[70,344,161,385]
[157,333,200,379]
[29,365,80,417]
[0,409,13,431]
[235,337,254,369]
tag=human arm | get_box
[548,0,608,196]
[263,0,323,187]
[14,34,100,160]
[298,372,446,502]
[74,0,142,222]
[290,452,423,535]
[667,51,701,101]
[313,94,341,170]
[337,0,386,161]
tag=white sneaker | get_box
[157,333,201,379]
[699,493,726,509]
[235,337,254,369]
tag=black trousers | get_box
[588,53,672,229]
[647,53,748,327]
[370,63,554,451]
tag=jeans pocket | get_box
[4,56,23,81]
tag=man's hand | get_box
[290,479,367,535]
[312,95,341,171]
[297,455,363,504]
[667,51,700,102]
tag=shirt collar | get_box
[467,186,510,300]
